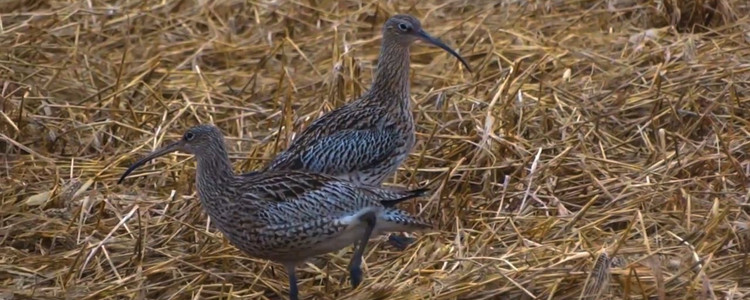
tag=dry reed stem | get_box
[2,0,750,299]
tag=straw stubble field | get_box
[2,0,750,299]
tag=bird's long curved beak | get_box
[118,140,184,184]
[417,30,472,72]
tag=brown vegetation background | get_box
[2,0,750,299]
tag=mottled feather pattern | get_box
[301,129,400,173]
[115,124,429,260]
[223,172,424,223]
[205,175,429,260]
[264,105,390,171]
[264,39,416,187]
[172,128,429,260]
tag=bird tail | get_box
[379,187,430,207]
[377,208,433,233]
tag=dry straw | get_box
[2,0,750,299]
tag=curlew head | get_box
[383,14,471,72]
[118,125,225,184]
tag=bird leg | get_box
[387,233,415,251]
[348,211,377,289]
[284,263,299,300]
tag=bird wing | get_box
[231,172,429,251]
[266,129,400,176]
[237,172,381,225]
[237,171,331,204]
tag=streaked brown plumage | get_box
[118,124,432,300]
[263,14,469,249]
[265,14,470,185]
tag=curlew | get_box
[119,124,432,300]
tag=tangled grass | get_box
[2,0,750,299]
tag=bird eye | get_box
[397,23,410,32]
[184,132,195,141]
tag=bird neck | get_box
[194,143,235,201]
[369,39,411,104]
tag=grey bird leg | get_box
[349,211,377,288]
[387,233,415,250]
[284,263,299,300]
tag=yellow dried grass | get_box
[2,0,750,299]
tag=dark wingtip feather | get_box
[409,187,430,198]
[380,187,430,207]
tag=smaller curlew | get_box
[119,124,432,300]
[264,14,470,249]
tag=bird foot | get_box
[349,265,363,288]
[387,234,415,251]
